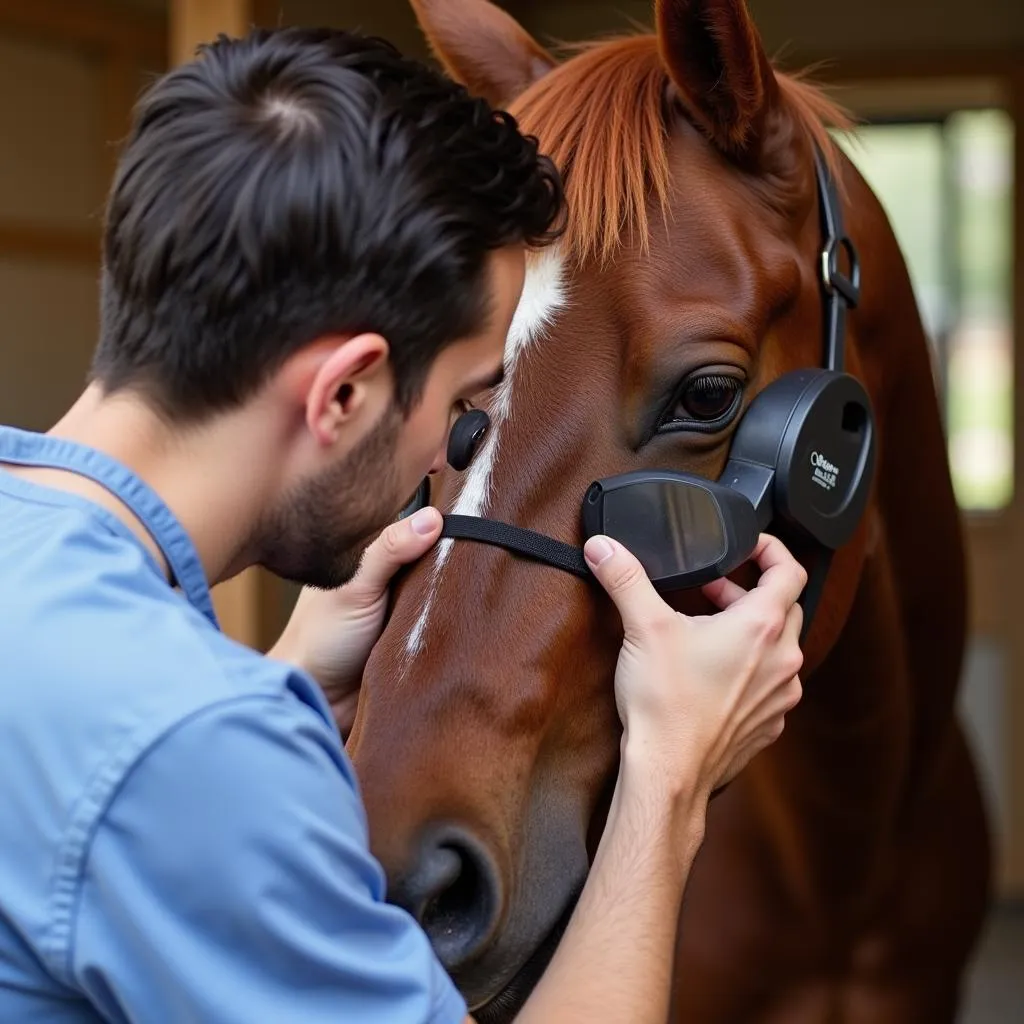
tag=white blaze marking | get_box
[404,247,568,659]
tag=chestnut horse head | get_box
[352,1,989,1020]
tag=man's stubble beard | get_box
[252,402,407,591]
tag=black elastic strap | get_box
[441,515,592,579]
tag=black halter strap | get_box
[815,146,861,372]
[792,148,861,638]
[439,145,860,604]
[441,514,591,578]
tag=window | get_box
[834,109,1014,511]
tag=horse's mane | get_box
[509,34,853,267]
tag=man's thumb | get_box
[354,506,443,597]
[584,535,670,634]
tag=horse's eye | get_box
[661,373,743,432]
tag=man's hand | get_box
[269,507,443,731]
[583,532,806,809]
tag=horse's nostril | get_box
[389,826,501,971]
[421,847,479,932]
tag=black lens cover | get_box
[581,471,760,591]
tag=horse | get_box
[349,1,994,1020]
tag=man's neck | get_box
[7,384,281,587]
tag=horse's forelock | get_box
[509,33,854,266]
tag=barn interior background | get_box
[0,1,1019,1019]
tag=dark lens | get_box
[602,479,727,580]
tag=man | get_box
[0,26,805,1024]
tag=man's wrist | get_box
[615,739,709,860]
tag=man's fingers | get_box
[584,535,673,635]
[701,576,747,610]
[352,506,443,596]
[783,601,804,647]
[750,534,809,608]
[711,535,808,622]
[703,537,806,620]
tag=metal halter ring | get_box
[820,235,861,308]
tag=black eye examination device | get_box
[399,146,876,640]
[581,369,874,592]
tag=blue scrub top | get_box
[0,425,466,1024]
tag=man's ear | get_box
[304,334,391,446]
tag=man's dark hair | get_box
[92,26,564,420]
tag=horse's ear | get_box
[409,0,556,109]
[655,0,779,161]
